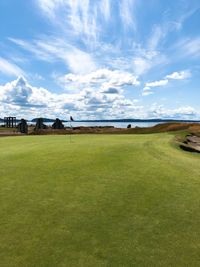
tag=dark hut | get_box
[17,119,28,134]
[34,118,47,131]
[52,118,64,129]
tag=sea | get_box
[30,121,163,128]
[0,121,159,128]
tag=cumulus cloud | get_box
[166,70,191,80]
[149,104,197,119]
[146,70,191,88]
[0,76,198,120]
[101,88,120,94]
[142,69,191,96]
[146,79,168,88]
[0,76,141,119]
[142,87,153,96]
[0,76,50,108]
[57,69,140,92]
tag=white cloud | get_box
[148,25,164,51]
[0,76,48,107]
[174,37,200,58]
[10,37,96,74]
[0,77,198,120]
[132,57,152,76]
[120,0,136,30]
[143,69,191,95]
[173,5,200,31]
[185,37,200,56]
[0,76,141,120]
[67,0,96,40]
[36,0,112,44]
[0,57,24,77]
[9,38,56,62]
[142,86,153,96]
[149,104,197,119]
[166,70,191,80]
[174,106,196,116]
[64,47,97,74]
[101,0,111,21]
[36,0,65,18]
[11,0,170,79]
[35,0,139,49]
[146,79,168,88]
[131,42,168,76]
[57,69,140,92]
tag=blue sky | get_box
[0,0,200,120]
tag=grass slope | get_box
[1,134,200,266]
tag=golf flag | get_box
[69,116,74,143]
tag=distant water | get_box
[65,121,160,128]
[30,121,160,128]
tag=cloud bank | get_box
[0,76,198,120]
[0,76,142,120]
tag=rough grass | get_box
[0,127,16,132]
[29,122,200,135]
[1,122,200,136]
[1,134,200,267]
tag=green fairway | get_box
[1,134,200,266]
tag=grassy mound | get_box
[1,134,200,266]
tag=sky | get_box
[0,0,200,120]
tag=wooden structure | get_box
[17,119,28,134]
[4,117,17,128]
[34,118,47,131]
[52,118,64,129]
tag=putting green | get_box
[1,134,200,266]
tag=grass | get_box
[1,133,200,266]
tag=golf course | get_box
[1,133,200,267]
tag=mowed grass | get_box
[1,134,200,267]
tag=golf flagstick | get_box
[69,116,74,143]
